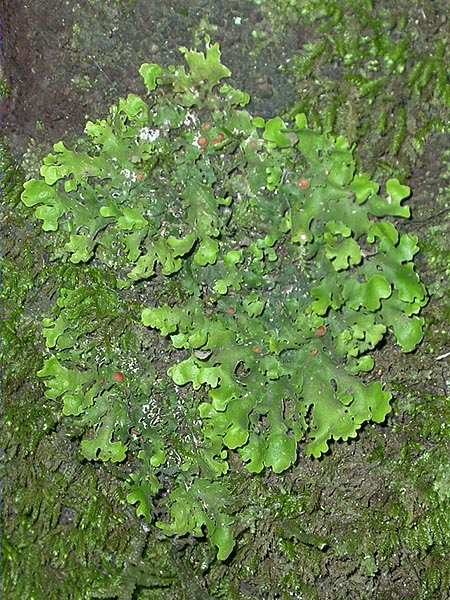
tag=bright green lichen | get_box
[20,40,428,560]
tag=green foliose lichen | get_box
[19,40,428,561]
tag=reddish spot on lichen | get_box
[315,325,327,337]
[212,132,225,145]
[113,371,125,383]
[298,178,310,190]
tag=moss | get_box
[194,387,449,600]
[259,0,450,177]
[0,144,184,599]
[0,78,11,98]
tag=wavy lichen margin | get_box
[20,39,428,560]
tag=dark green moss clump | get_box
[0,143,178,599]
[260,0,450,178]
